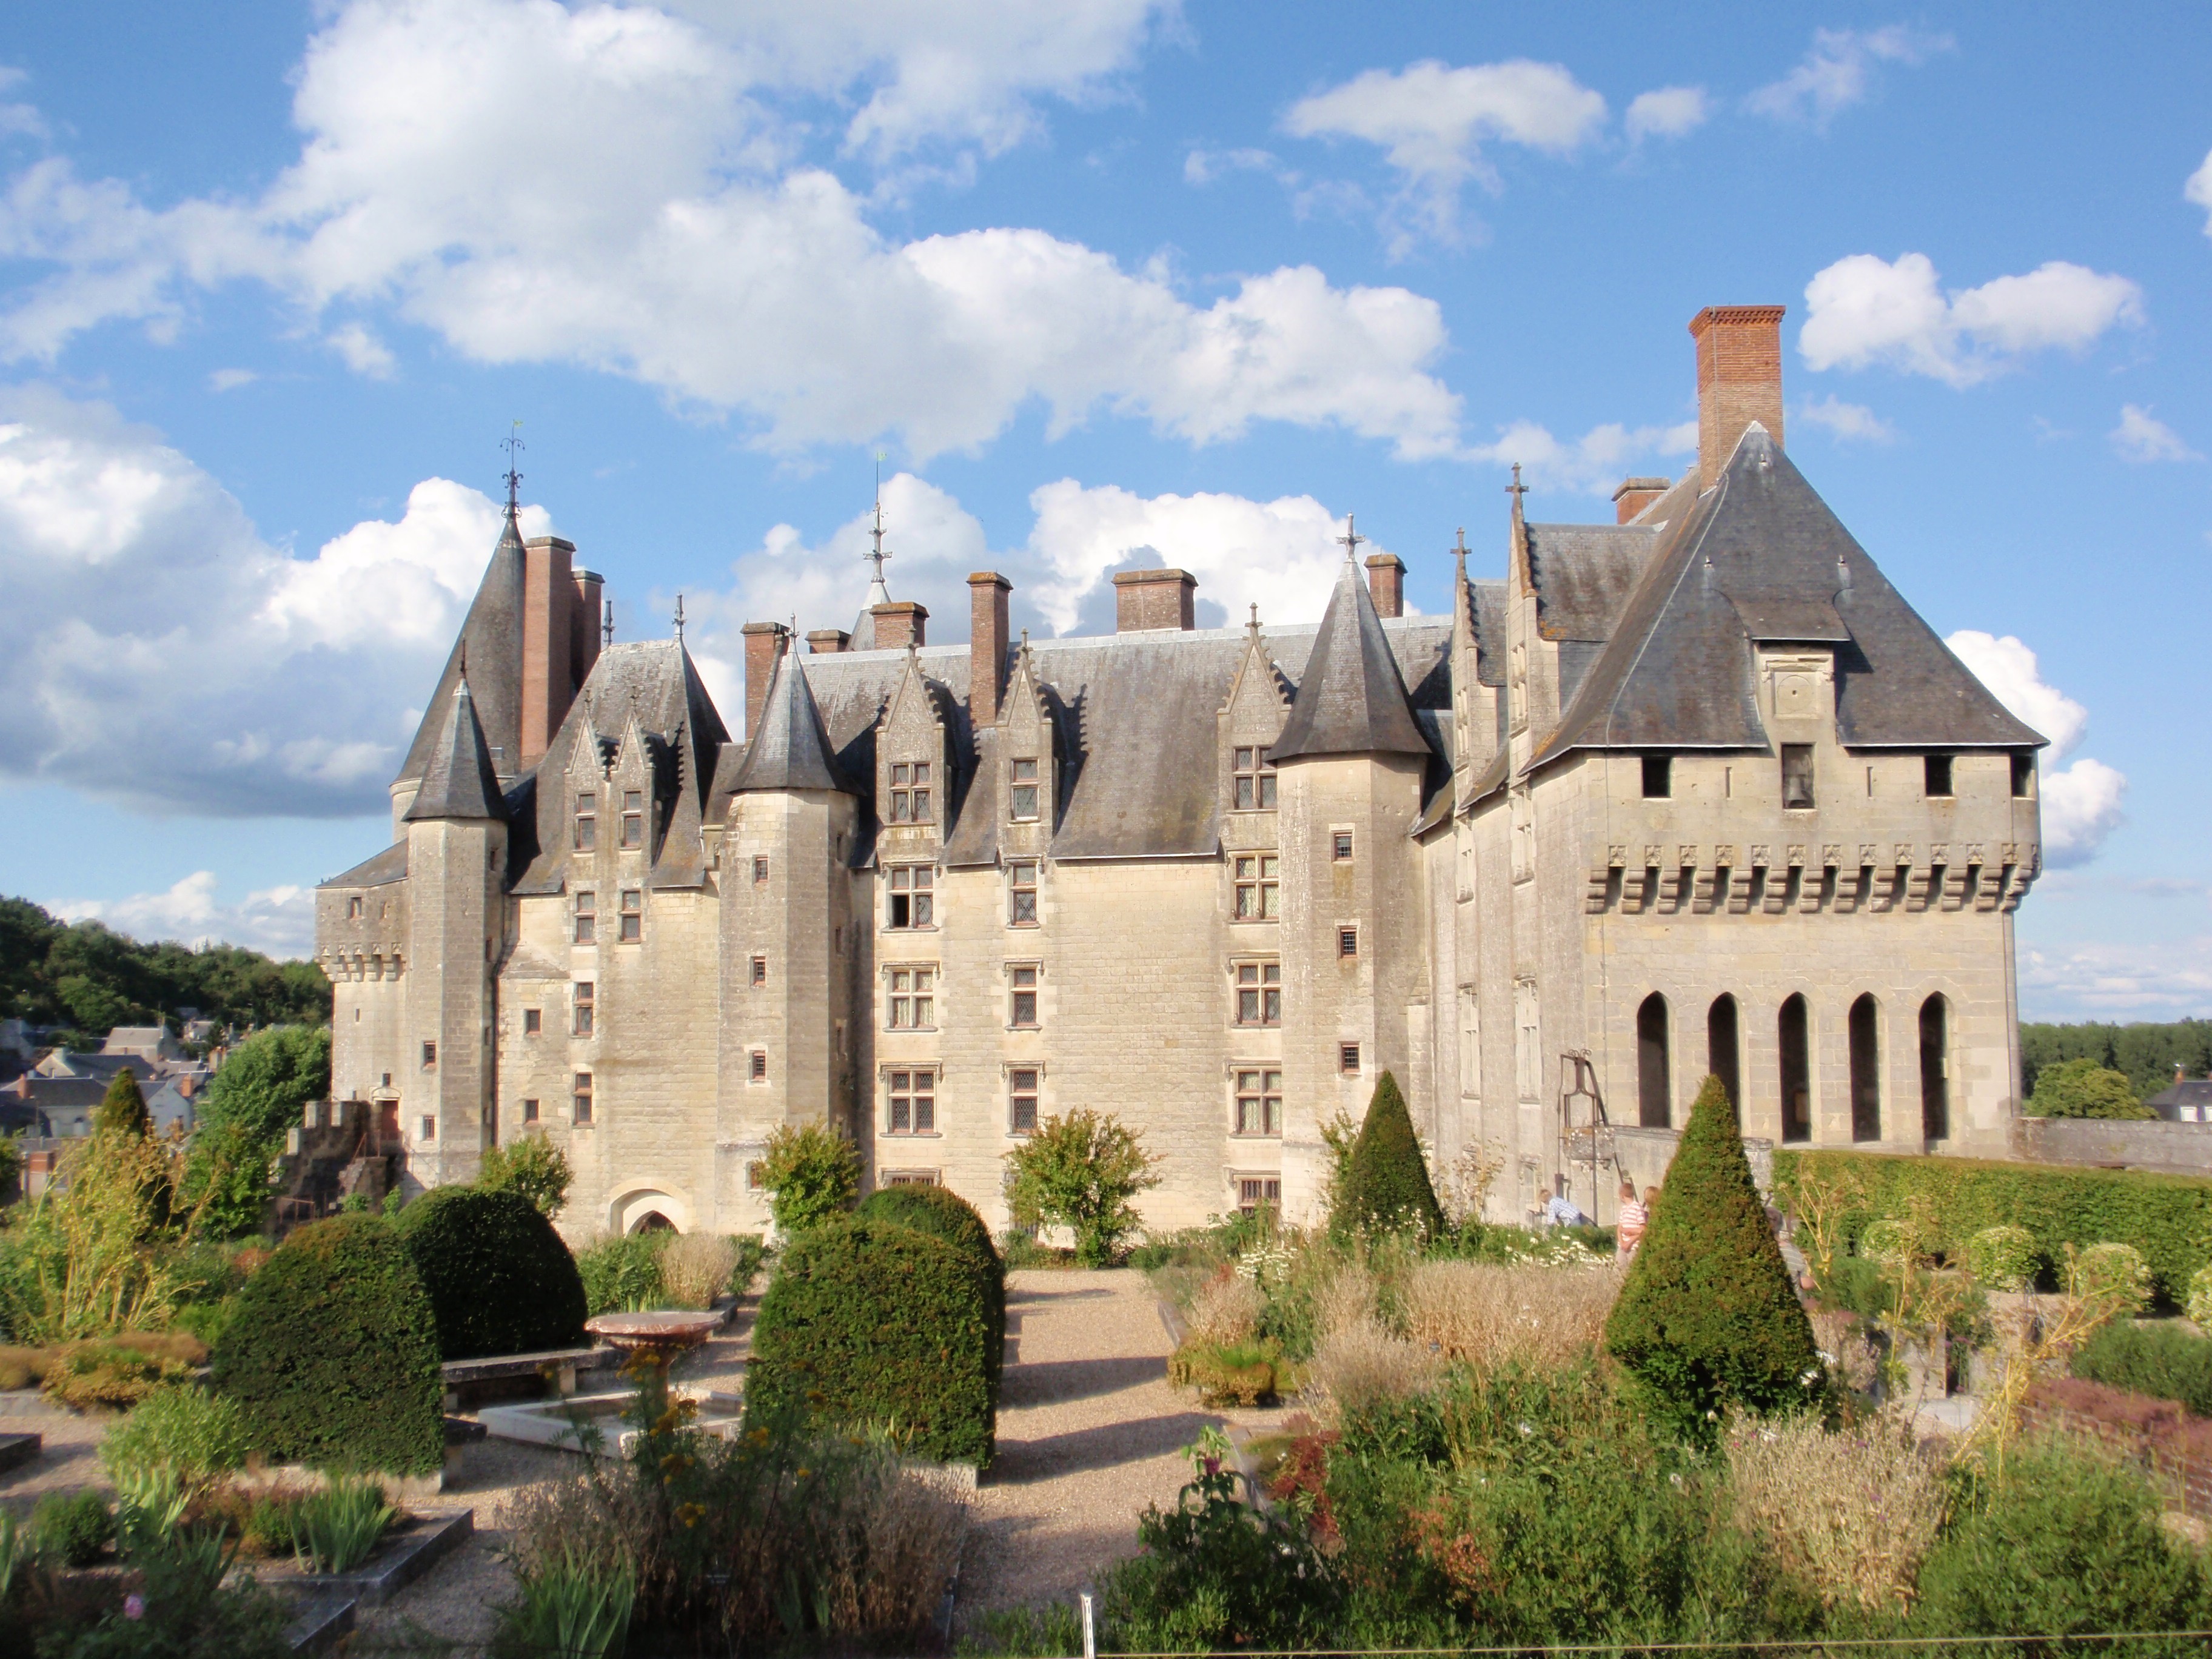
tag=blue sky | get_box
[0,2,2205,1020]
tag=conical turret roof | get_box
[403,674,506,822]
[1270,555,1429,760]
[397,508,526,786]
[728,642,853,794]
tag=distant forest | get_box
[0,896,330,1047]
[2021,1017,2212,1103]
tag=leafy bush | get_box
[1914,1438,2211,1647]
[757,1122,860,1236]
[31,1490,113,1567]
[1774,1149,2212,1305]
[2026,1056,2153,1119]
[477,1131,574,1219]
[1605,1076,1818,1441]
[212,1213,443,1476]
[0,1108,183,1343]
[42,1339,196,1411]
[575,1233,668,1314]
[1167,1339,1287,1407]
[1333,1071,1446,1241]
[857,1184,1005,1385]
[2071,1320,2212,1417]
[179,1025,330,1239]
[748,1216,995,1467]
[52,1526,293,1659]
[1004,1108,1161,1266]
[1965,1223,2040,1290]
[395,1184,587,1359]
[99,1384,247,1498]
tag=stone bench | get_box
[439,1345,615,1412]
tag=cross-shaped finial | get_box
[673,593,685,641]
[1338,513,1364,563]
[501,421,525,517]
[1247,601,1260,637]
[1506,462,1526,498]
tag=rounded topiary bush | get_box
[746,1216,994,1467]
[856,1184,1005,1390]
[394,1184,588,1360]
[211,1213,442,1475]
[1335,1071,1446,1240]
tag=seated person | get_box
[1540,1176,1590,1229]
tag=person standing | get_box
[1615,1178,1648,1261]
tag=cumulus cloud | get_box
[207,368,257,392]
[326,322,395,378]
[1945,628,2123,867]
[1624,86,1708,144]
[1464,417,1697,496]
[2109,404,2200,463]
[1283,58,1606,250]
[0,0,1464,463]
[2019,934,2212,1021]
[1800,252,2144,387]
[51,871,316,958]
[2185,146,2212,235]
[0,66,44,141]
[1747,25,1951,126]
[0,384,547,816]
[1794,394,1895,444]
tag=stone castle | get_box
[316,304,2045,1241]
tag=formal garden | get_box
[4,1056,2212,1655]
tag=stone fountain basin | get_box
[478,1384,745,1457]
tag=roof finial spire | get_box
[501,421,525,520]
[1451,526,1469,574]
[1247,601,1261,638]
[863,454,894,607]
[602,597,614,648]
[673,592,685,641]
[1338,513,1364,564]
[458,640,467,679]
[1506,463,1526,500]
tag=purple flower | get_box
[1202,1457,1222,1476]
[123,1596,145,1621]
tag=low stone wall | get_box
[2021,1375,2212,1518]
[1610,1125,1775,1199]
[2009,1116,2212,1178]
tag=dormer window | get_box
[1233,747,1278,810]
[1010,759,1041,822]
[620,790,644,848]
[890,762,933,823]
[574,793,596,851]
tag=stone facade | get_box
[318,305,2046,1242]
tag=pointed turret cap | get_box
[397,508,525,786]
[728,642,853,794]
[404,674,507,821]
[1270,555,1429,760]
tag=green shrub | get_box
[747,1216,994,1467]
[1333,1071,1446,1241]
[1004,1108,1162,1266]
[757,1122,861,1236]
[41,1339,196,1411]
[2026,1056,2153,1119]
[99,1384,247,1495]
[494,1549,635,1659]
[1605,1076,1818,1440]
[212,1213,443,1475]
[1914,1438,2210,1647]
[32,1490,113,1567]
[289,1476,396,1574]
[856,1184,1005,1389]
[180,1025,330,1240]
[95,1070,151,1138]
[575,1233,669,1315]
[1964,1223,2041,1291]
[62,1526,293,1658]
[394,1185,587,1359]
[1772,1148,2212,1305]
[2071,1320,2212,1417]
[477,1132,574,1219]
[1166,1339,1283,1407]
[729,1233,766,1298]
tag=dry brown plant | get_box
[1723,1410,1945,1613]
[1185,1270,1264,1346]
[658,1233,739,1310]
[1436,1141,1508,1227]
[1401,1259,1622,1369]
[1305,1313,1441,1420]
[1312,1257,1379,1337]
[1809,1308,1881,1396]
[1780,1161,1865,1289]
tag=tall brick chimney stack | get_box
[870,601,927,653]
[968,572,1011,725]
[1364,552,1404,618]
[1689,306,1786,490]
[520,535,580,771]
[742,621,789,740]
[1611,478,1671,525]
[1111,568,1197,631]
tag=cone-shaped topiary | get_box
[857,1183,1005,1401]
[95,1068,152,1138]
[394,1184,588,1360]
[1335,1070,1446,1240]
[1604,1074,1818,1440]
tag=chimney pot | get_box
[741,621,789,739]
[1364,552,1405,619]
[870,600,928,653]
[1688,306,1786,491]
[968,571,1012,725]
[1611,477,1671,525]
[1110,568,1198,632]
[805,629,851,654]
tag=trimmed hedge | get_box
[856,1184,1005,1394]
[212,1213,443,1475]
[1606,1076,1817,1439]
[1772,1149,2212,1305]
[2071,1320,2212,1418]
[746,1216,995,1467]
[1335,1070,1446,1239]
[394,1184,588,1360]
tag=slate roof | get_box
[722,644,854,796]
[404,676,507,822]
[324,840,408,890]
[1524,524,1655,641]
[1537,426,2045,766]
[397,509,527,786]
[2147,1081,2212,1124]
[1270,558,1430,762]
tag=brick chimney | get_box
[571,566,603,691]
[969,571,1011,725]
[805,628,850,654]
[1112,568,1196,631]
[871,601,927,652]
[1611,477,1671,525]
[742,621,789,740]
[1689,306,1786,490]
[521,536,585,771]
[1364,553,1404,618]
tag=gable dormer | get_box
[608,711,662,865]
[997,638,1056,849]
[1219,609,1289,819]
[877,647,947,858]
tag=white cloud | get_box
[0,0,1465,464]
[1624,86,1707,144]
[1184,147,1281,187]
[0,65,45,141]
[2019,934,2212,1021]
[1465,417,1697,496]
[327,322,395,378]
[51,871,316,959]
[1283,58,1606,249]
[1945,628,2123,867]
[1794,394,1895,444]
[2185,146,2212,236]
[1800,252,2144,387]
[2109,404,2200,464]
[0,384,548,816]
[207,368,258,392]
[1747,25,1951,126]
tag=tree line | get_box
[2022,1017,2212,1104]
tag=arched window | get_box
[1778,995,1811,1144]
[1919,996,1950,1142]
[1849,994,1882,1142]
[1708,995,1741,1113]
[1637,993,1671,1128]
[630,1210,675,1234]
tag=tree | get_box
[1004,1109,1161,1266]
[2026,1057,2152,1121]
[1332,1071,1446,1241]
[1604,1074,1818,1441]
[757,1121,860,1237]
[96,1068,152,1138]
[478,1131,574,1218]
[181,1025,331,1239]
